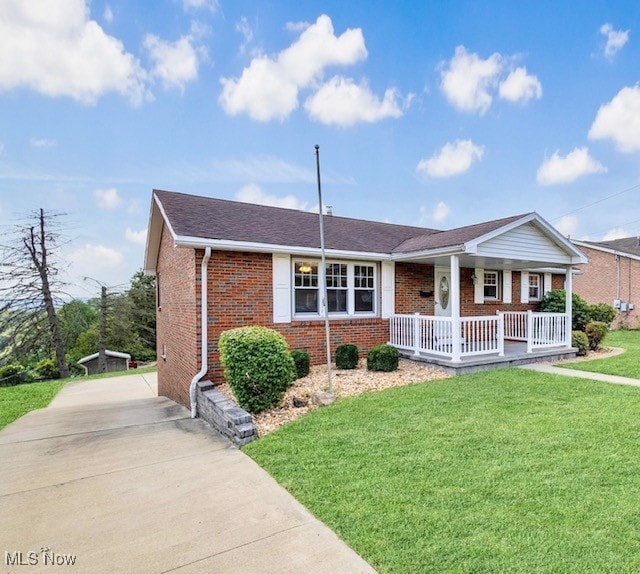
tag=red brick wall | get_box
[573,246,640,327]
[155,226,199,406]
[395,263,435,314]
[205,250,388,382]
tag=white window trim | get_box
[483,270,502,301]
[291,259,378,320]
[528,272,542,302]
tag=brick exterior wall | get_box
[156,245,566,407]
[155,225,199,406]
[573,245,640,327]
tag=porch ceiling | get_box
[398,253,570,271]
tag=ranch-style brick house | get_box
[144,189,587,414]
[572,237,640,328]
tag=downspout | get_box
[190,247,212,418]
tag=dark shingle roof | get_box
[155,189,440,253]
[393,214,528,253]
[581,237,640,257]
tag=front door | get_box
[435,268,451,317]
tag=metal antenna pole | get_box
[315,145,333,395]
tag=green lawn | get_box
[560,330,640,379]
[0,379,66,430]
[244,369,640,573]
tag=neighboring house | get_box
[77,350,131,375]
[144,190,587,412]
[572,238,640,327]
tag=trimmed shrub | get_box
[34,358,59,380]
[588,303,617,326]
[218,326,296,414]
[585,321,609,351]
[367,344,399,372]
[291,350,310,379]
[541,290,590,331]
[572,331,589,356]
[335,344,359,369]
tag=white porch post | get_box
[526,310,533,353]
[413,312,421,357]
[565,266,573,348]
[497,313,505,356]
[450,255,461,362]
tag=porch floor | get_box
[399,341,578,375]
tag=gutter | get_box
[190,246,212,418]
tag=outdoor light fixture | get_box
[299,263,312,273]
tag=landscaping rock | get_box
[293,397,309,408]
[312,391,336,407]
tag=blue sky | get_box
[1,0,640,296]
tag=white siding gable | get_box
[475,222,571,264]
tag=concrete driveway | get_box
[0,372,374,573]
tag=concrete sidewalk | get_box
[0,373,375,573]
[520,362,640,387]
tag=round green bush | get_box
[367,344,399,372]
[588,303,617,326]
[35,358,60,380]
[290,350,310,379]
[585,321,608,351]
[335,344,359,369]
[218,326,296,414]
[572,331,589,356]
[541,290,590,331]
[0,363,26,386]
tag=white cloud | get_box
[219,14,368,121]
[416,139,485,179]
[600,23,629,59]
[536,147,607,185]
[286,21,310,33]
[67,243,126,271]
[183,0,218,11]
[498,67,542,103]
[0,0,148,105]
[304,76,405,126]
[420,202,450,224]
[144,34,201,91]
[236,17,253,55]
[94,187,122,209]
[440,46,502,114]
[103,5,113,23]
[125,227,148,245]
[235,183,308,210]
[30,138,56,148]
[554,215,578,237]
[602,227,631,240]
[589,85,640,152]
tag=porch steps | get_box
[399,346,579,375]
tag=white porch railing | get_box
[390,311,569,361]
[499,310,569,352]
[389,313,504,360]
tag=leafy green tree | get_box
[58,300,99,352]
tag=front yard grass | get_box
[244,369,640,573]
[0,379,66,430]
[560,330,640,379]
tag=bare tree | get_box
[0,209,70,378]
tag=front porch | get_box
[389,311,577,373]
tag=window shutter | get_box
[381,261,395,318]
[503,270,512,303]
[520,271,529,303]
[544,272,552,295]
[272,254,291,323]
[474,268,484,304]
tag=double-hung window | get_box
[292,260,377,317]
[529,273,542,301]
[483,271,501,300]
